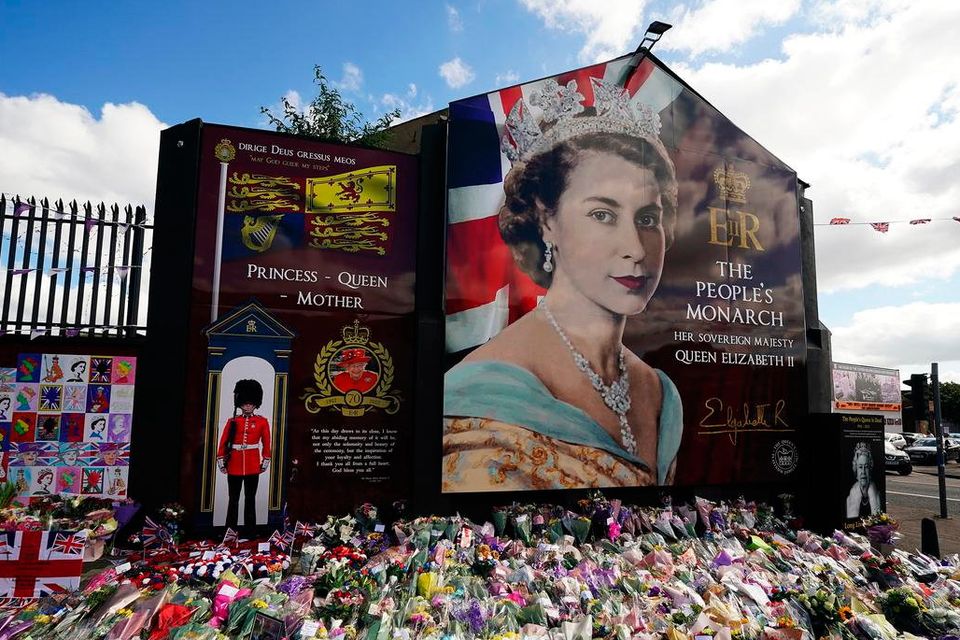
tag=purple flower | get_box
[452,599,487,634]
[277,575,311,596]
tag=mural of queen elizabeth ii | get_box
[443,76,682,491]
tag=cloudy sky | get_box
[1,0,957,382]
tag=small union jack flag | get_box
[141,516,164,549]
[268,530,288,551]
[870,222,890,233]
[909,218,931,225]
[221,527,238,547]
[52,533,85,556]
[294,521,316,538]
[829,217,851,225]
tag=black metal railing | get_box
[0,194,153,337]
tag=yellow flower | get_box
[34,614,51,624]
[117,608,134,617]
[776,616,795,629]
[251,599,268,609]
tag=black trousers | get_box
[226,473,259,530]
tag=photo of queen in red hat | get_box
[331,348,379,394]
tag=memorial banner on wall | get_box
[442,55,806,492]
[178,124,418,524]
[838,414,885,522]
[1,354,134,501]
[832,362,902,432]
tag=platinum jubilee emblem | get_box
[300,320,401,417]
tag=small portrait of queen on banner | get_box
[443,76,683,492]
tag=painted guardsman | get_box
[217,379,271,531]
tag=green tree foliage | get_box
[940,381,960,424]
[260,66,400,148]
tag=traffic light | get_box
[904,373,928,420]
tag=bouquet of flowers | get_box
[157,502,186,543]
[864,512,901,548]
[317,513,359,546]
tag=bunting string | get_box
[1,192,153,227]
[3,264,141,277]
[817,216,960,233]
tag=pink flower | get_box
[608,521,622,540]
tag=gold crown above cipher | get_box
[713,166,751,204]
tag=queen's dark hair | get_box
[498,131,678,288]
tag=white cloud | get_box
[446,4,464,31]
[381,92,436,123]
[407,83,418,99]
[670,0,960,294]
[439,57,475,88]
[0,93,164,208]
[519,0,649,62]
[495,70,520,86]
[665,0,802,56]
[335,62,363,92]
[830,302,960,383]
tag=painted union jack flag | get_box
[0,530,86,598]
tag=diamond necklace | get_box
[539,301,637,455]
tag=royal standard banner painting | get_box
[179,125,419,524]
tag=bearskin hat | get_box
[233,379,263,408]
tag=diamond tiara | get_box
[500,77,666,164]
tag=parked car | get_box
[884,441,912,475]
[905,437,960,465]
[901,432,922,446]
[884,432,907,449]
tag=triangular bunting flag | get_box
[13,202,30,217]
[829,217,851,225]
[909,218,931,225]
[869,222,889,233]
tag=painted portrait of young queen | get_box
[443,77,683,492]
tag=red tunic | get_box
[216,414,271,476]
[332,370,378,393]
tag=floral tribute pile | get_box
[0,493,134,539]
[4,495,960,639]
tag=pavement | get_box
[888,465,960,557]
